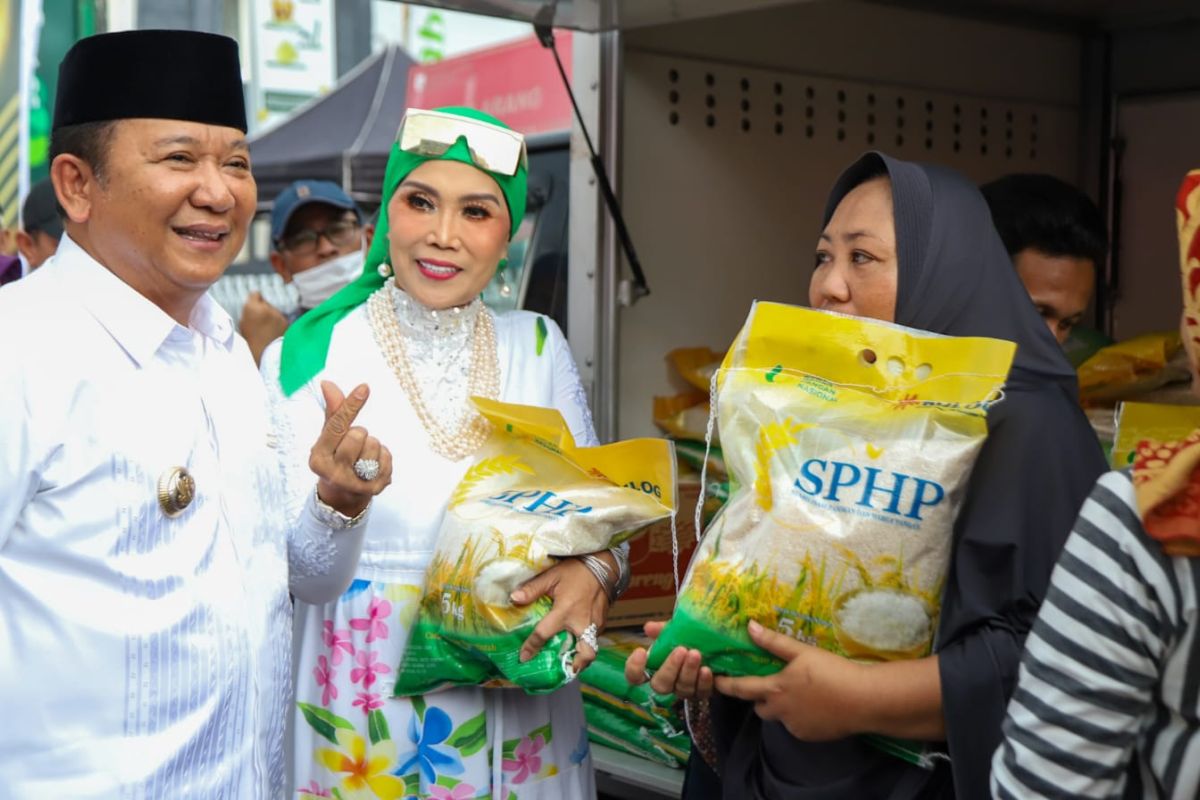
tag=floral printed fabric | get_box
[293,579,593,800]
[277,308,600,800]
[1132,168,1200,557]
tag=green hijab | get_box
[279,106,528,395]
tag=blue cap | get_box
[271,180,362,243]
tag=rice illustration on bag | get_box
[649,302,1015,676]
[395,398,676,695]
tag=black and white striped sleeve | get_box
[990,470,1187,799]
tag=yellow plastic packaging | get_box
[1078,332,1184,403]
[649,302,1015,676]
[668,347,724,393]
[653,391,715,443]
[395,398,676,695]
[1111,401,1200,468]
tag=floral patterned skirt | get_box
[291,579,595,800]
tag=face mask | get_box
[291,248,364,309]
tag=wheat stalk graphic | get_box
[449,455,534,509]
[754,418,807,511]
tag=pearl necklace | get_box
[366,280,499,461]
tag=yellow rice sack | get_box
[395,398,676,695]
[653,392,717,443]
[1112,401,1200,468]
[668,347,724,393]
[649,302,1014,676]
[1078,332,1186,403]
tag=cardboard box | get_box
[607,481,703,628]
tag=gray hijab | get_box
[823,152,1076,388]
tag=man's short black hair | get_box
[48,120,118,180]
[981,173,1108,267]
[48,120,118,218]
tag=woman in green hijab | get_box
[262,108,616,799]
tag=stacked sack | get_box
[653,347,729,527]
[1077,332,1196,461]
[580,630,691,768]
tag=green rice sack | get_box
[581,630,682,736]
[584,701,692,768]
[394,398,676,696]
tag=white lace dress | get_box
[261,285,599,800]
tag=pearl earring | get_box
[497,259,512,298]
[377,262,392,278]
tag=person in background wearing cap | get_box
[16,177,65,272]
[240,179,373,364]
[0,30,390,798]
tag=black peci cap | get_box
[53,30,247,133]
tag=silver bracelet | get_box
[310,486,369,530]
[577,553,618,603]
[608,545,631,599]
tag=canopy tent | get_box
[373,0,799,31]
[248,45,415,209]
[377,0,1200,30]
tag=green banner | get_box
[28,0,95,186]
[1,0,19,226]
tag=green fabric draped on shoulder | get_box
[278,106,528,396]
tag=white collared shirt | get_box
[0,236,362,798]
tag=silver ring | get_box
[579,623,599,652]
[353,458,381,482]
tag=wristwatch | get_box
[310,486,370,530]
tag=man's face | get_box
[1014,249,1096,344]
[83,118,255,300]
[270,204,362,281]
[16,229,59,270]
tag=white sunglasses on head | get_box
[396,108,528,176]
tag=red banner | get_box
[406,32,573,136]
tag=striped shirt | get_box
[991,470,1200,799]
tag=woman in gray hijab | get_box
[633,152,1107,799]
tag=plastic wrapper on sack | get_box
[585,700,692,768]
[649,302,1015,678]
[393,399,676,696]
[580,629,683,733]
[1112,401,1200,468]
[1078,332,1191,404]
[607,480,702,628]
[580,629,691,769]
